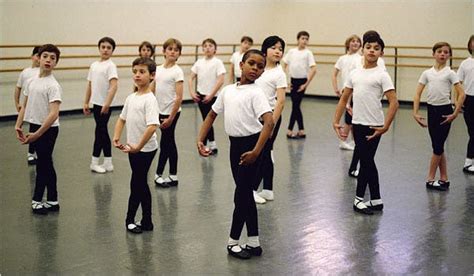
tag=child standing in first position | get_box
[253,36,287,204]
[198,49,274,259]
[333,32,399,215]
[14,46,40,165]
[458,35,474,174]
[154,38,184,188]
[413,42,465,190]
[83,37,119,174]
[229,36,253,83]
[15,44,62,214]
[283,31,317,139]
[113,57,159,234]
[189,38,226,154]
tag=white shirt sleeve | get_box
[282,51,290,65]
[381,72,395,93]
[418,71,428,85]
[191,60,199,74]
[276,70,288,88]
[47,84,63,103]
[107,63,118,80]
[449,70,460,85]
[307,50,316,67]
[345,71,354,89]
[334,56,343,70]
[252,91,272,119]
[16,70,25,88]
[120,96,130,120]
[212,87,225,114]
[87,64,93,81]
[175,67,184,82]
[145,98,160,126]
[216,59,226,76]
[457,63,465,81]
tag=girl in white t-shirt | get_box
[113,57,159,234]
[229,36,253,83]
[253,36,287,204]
[413,42,466,190]
[189,38,226,153]
[153,38,184,187]
[83,37,119,174]
[197,50,273,260]
[333,32,399,215]
[458,35,474,174]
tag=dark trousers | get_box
[349,145,360,172]
[427,104,453,156]
[229,133,262,240]
[28,124,36,154]
[353,124,381,200]
[464,95,474,158]
[30,124,59,202]
[254,116,282,191]
[156,112,180,176]
[288,78,307,131]
[197,93,216,144]
[126,150,157,225]
[92,104,112,157]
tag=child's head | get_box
[31,46,41,66]
[261,36,286,64]
[132,57,157,86]
[362,31,385,51]
[139,41,155,58]
[432,42,452,65]
[98,37,116,60]
[240,49,266,82]
[38,44,61,70]
[240,36,254,52]
[345,35,362,53]
[467,35,474,55]
[362,32,385,64]
[297,31,310,47]
[202,38,217,57]
[162,38,182,62]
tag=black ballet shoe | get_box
[437,180,450,189]
[348,170,358,178]
[137,221,154,231]
[297,133,306,139]
[286,133,298,139]
[426,180,447,191]
[365,202,384,211]
[242,245,263,256]
[463,166,474,174]
[227,244,251,259]
[126,224,142,234]
[353,199,374,215]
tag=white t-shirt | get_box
[87,59,118,106]
[17,67,40,88]
[345,66,395,126]
[418,66,460,106]
[457,57,474,96]
[155,64,184,115]
[353,56,387,71]
[120,92,159,152]
[23,74,62,127]
[282,48,316,78]
[334,53,362,90]
[230,51,244,78]
[212,83,272,137]
[255,65,287,109]
[191,57,226,95]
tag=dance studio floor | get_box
[1,98,473,274]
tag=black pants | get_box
[30,124,59,202]
[349,145,360,172]
[126,150,157,225]
[427,104,453,156]
[197,93,216,144]
[229,133,262,240]
[156,112,180,176]
[92,104,112,157]
[288,78,307,131]
[464,95,474,158]
[254,116,282,191]
[28,124,36,155]
[353,124,381,200]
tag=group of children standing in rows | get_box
[13,31,473,259]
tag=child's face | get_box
[39,51,58,72]
[349,39,361,53]
[297,36,309,47]
[266,42,283,64]
[140,47,153,58]
[433,46,451,65]
[241,40,252,52]
[163,44,181,62]
[202,42,216,57]
[31,53,40,67]
[240,54,265,82]
[363,42,383,63]
[132,64,154,87]
[99,42,114,60]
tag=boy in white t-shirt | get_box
[113,57,159,234]
[189,38,226,153]
[282,31,317,139]
[14,46,40,164]
[83,37,119,174]
[15,44,62,215]
[229,36,253,83]
[333,32,399,215]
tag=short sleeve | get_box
[48,84,62,103]
[345,71,355,89]
[191,60,199,74]
[282,51,290,65]
[380,72,395,93]
[276,70,287,88]
[107,63,118,80]
[230,53,235,64]
[418,71,428,85]
[457,63,465,81]
[216,59,226,76]
[145,97,160,126]
[449,70,460,85]
[119,96,130,120]
[16,70,25,88]
[334,56,344,70]
[175,67,184,82]
[87,64,93,81]
[252,90,272,119]
[307,50,316,67]
[212,87,225,114]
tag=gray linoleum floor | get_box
[1,98,473,274]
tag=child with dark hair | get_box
[138,41,155,59]
[229,36,253,83]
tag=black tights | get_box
[156,112,180,176]
[197,93,216,144]
[92,104,111,157]
[254,116,281,191]
[464,95,474,158]
[288,78,307,131]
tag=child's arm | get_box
[333,87,352,139]
[203,74,224,103]
[83,81,92,115]
[23,101,60,144]
[240,111,274,165]
[298,65,317,92]
[197,110,217,156]
[229,63,235,83]
[367,90,399,140]
[188,72,200,102]
[150,80,156,93]
[273,87,286,124]
[112,117,126,150]
[14,86,22,112]
[101,78,118,114]
[413,83,427,127]
[331,68,341,97]
[161,81,183,129]
[15,96,28,142]
[441,83,466,125]
[124,124,158,154]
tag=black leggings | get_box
[126,150,157,225]
[288,78,307,131]
[464,95,474,158]
[30,124,59,202]
[28,124,36,154]
[197,92,216,144]
[229,133,262,240]
[427,104,453,156]
[156,112,180,176]
[92,104,112,157]
[353,124,381,200]
[254,116,282,191]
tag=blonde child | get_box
[229,36,253,83]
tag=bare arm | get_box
[240,112,274,165]
[125,124,158,153]
[14,86,22,112]
[333,87,352,139]
[188,72,200,102]
[197,110,218,156]
[160,81,183,129]
[441,82,466,125]
[273,87,286,123]
[367,90,399,140]
[413,83,427,127]
[23,101,60,144]
[331,68,341,97]
[83,81,92,115]
[203,74,224,103]
[15,96,28,142]
[229,64,235,83]
[101,78,118,114]
[298,65,317,92]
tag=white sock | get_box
[104,157,112,165]
[46,201,58,205]
[465,158,473,167]
[354,196,366,208]
[228,238,242,252]
[91,156,100,165]
[169,175,178,181]
[247,236,260,247]
[270,150,275,164]
[370,199,383,206]
[208,141,216,147]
